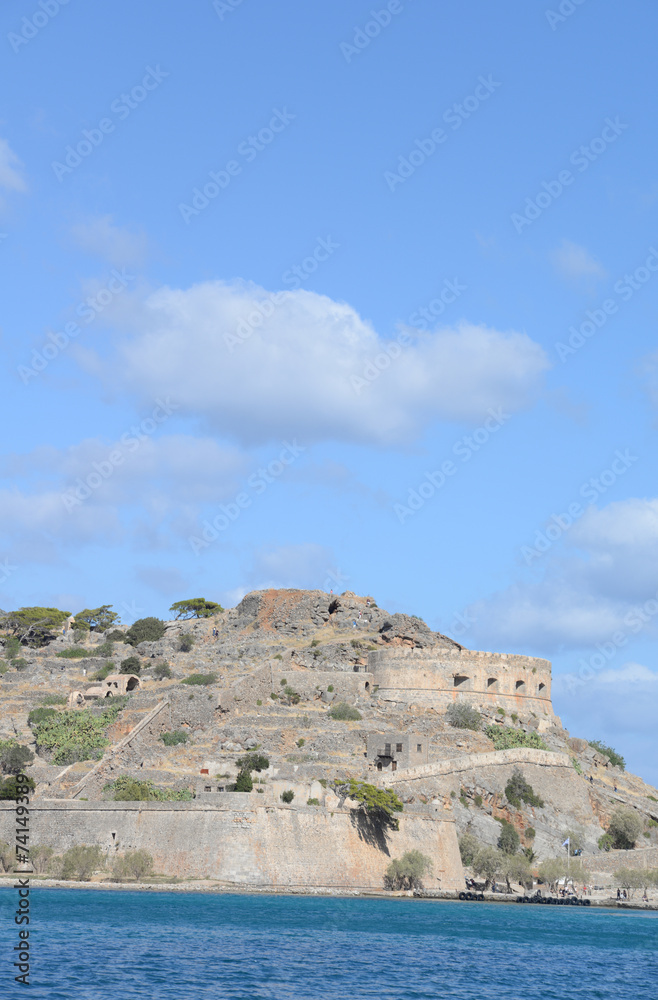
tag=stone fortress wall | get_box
[0,801,464,891]
[368,647,553,715]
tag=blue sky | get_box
[2,0,658,781]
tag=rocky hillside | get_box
[2,588,657,863]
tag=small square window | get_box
[396,743,403,752]
[204,786,211,792]
[416,744,422,752]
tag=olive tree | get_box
[384,850,433,890]
[607,808,643,850]
[471,846,504,889]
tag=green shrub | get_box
[234,770,253,792]
[153,661,172,680]
[125,617,166,646]
[459,795,468,807]
[181,673,216,686]
[327,684,334,693]
[606,807,643,849]
[283,685,300,705]
[511,713,518,723]
[32,704,124,764]
[120,655,141,675]
[27,707,57,727]
[310,640,320,647]
[588,740,625,770]
[0,775,35,799]
[56,647,89,659]
[40,694,67,705]
[474,794,483,807]
[159,730,188,746]
[505,769,544,808]
[459,833,480,865]
[256,699,262,706]
[0,661,8,675]
[270,692,278,700]
[235,753,269,773]
[446,702,481,731]
[105,776,192,801]
[3,637,21,658]
[273,654,282,660]
[94,641,114,657]
[296,738,305,747]
[279,677,287,685]
[281,790,295,803]
[328,702,362,721]
[485,726,549,752]
[525,827,536,840]
[497,819,521,855]
[105,630,128,643]
[178,634,195,652]
[91,664,113,681]
[384,850,432,890]
[0,740,35,774]
[59,844,104,881]
[12,658,29,671]
[113,849,154,881]
[598,832,614,852]
[307,797,320,806]
[496,707,505,716]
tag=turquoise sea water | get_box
[1,890,657,999]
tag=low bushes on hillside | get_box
[32,704,124,765]
[588,740,625,770]
[484,725,549,752]
[125,617,166,646]
[103,775,193,801]
[159,730,188,747]
[181,673,216,686]
[446,702,481,731]
[56,647,89,659]
[153,661,172,680]
[328,702,362,721]
[504,769,544,808]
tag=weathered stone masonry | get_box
[369,647,553,715]
[0,801,464,891]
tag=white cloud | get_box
[553,662,658,786]
[71,215,147,267]
[0,435,249,556]
[551,239,607,282]
[465,498,658,652]
[0,138,27,193]
[76,281,550,447]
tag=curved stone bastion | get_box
[368,646,553,716]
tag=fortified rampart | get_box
[368,647,553,715]
[0,801,463,891]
